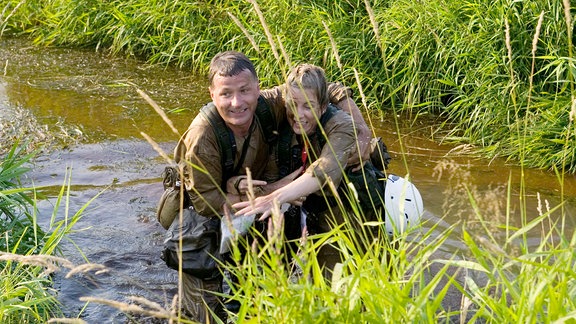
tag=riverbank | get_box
[2,35,576,322]
[1,0,574,172]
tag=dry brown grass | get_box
[1,251,191,323]
[0,251,112,277]
[0,252,73,276]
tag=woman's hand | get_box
[233,168,319,220]
[232,194,307,221]
[232,195,277,220]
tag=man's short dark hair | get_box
[208,51,258,86]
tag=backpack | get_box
[156,166,190,229]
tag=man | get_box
[173,51,370,322]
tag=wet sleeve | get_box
[305,112,356,187]
[175,117,226,217]
[327,82,353,104]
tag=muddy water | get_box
[1,37,576,322]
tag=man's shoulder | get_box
[174,107,219,163]
[187,108,213,132]
[180,105,218,145]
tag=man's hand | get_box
[227,175,267,195]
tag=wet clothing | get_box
[174,84,352,217]
[272,106,385,273]
[273,105,358,188]
[181,274,226,322]
[172,83,352,323]
[175,89,284,217]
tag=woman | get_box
[232,64,385,251]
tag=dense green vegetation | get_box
[1,0,574,172]
[0,144,59,322]
[0,143,45,255]
[1,1,576,323]
[222,188,576,323]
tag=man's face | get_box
[209,69,260,131]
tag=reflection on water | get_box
[2,37,576,321]
[0,37,207,142]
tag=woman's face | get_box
[286,86,325,135]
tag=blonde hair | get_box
[285,64,328,109]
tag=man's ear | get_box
[209,86,215,101]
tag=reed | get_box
[3,149,574,322]
[215,170,576,323]
[1,0,575,322]
[0,141,114,323]
[1,0,574,172]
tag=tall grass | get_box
[8,153,569,323]
[0,143,105,323]
[0,142,45,255]
[220,207,457,323]
[209,160,574,323]
[0,0,574,171]
[2,139,573,323]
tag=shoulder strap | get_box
[316,104,339,149]
[199,103,237,189]
[199,97,278,189]
[254,96,277,144]
[319,104,339,128]
[277,123,301,178]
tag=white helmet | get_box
[384,174,424,235]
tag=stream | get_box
[1,37,575,323]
